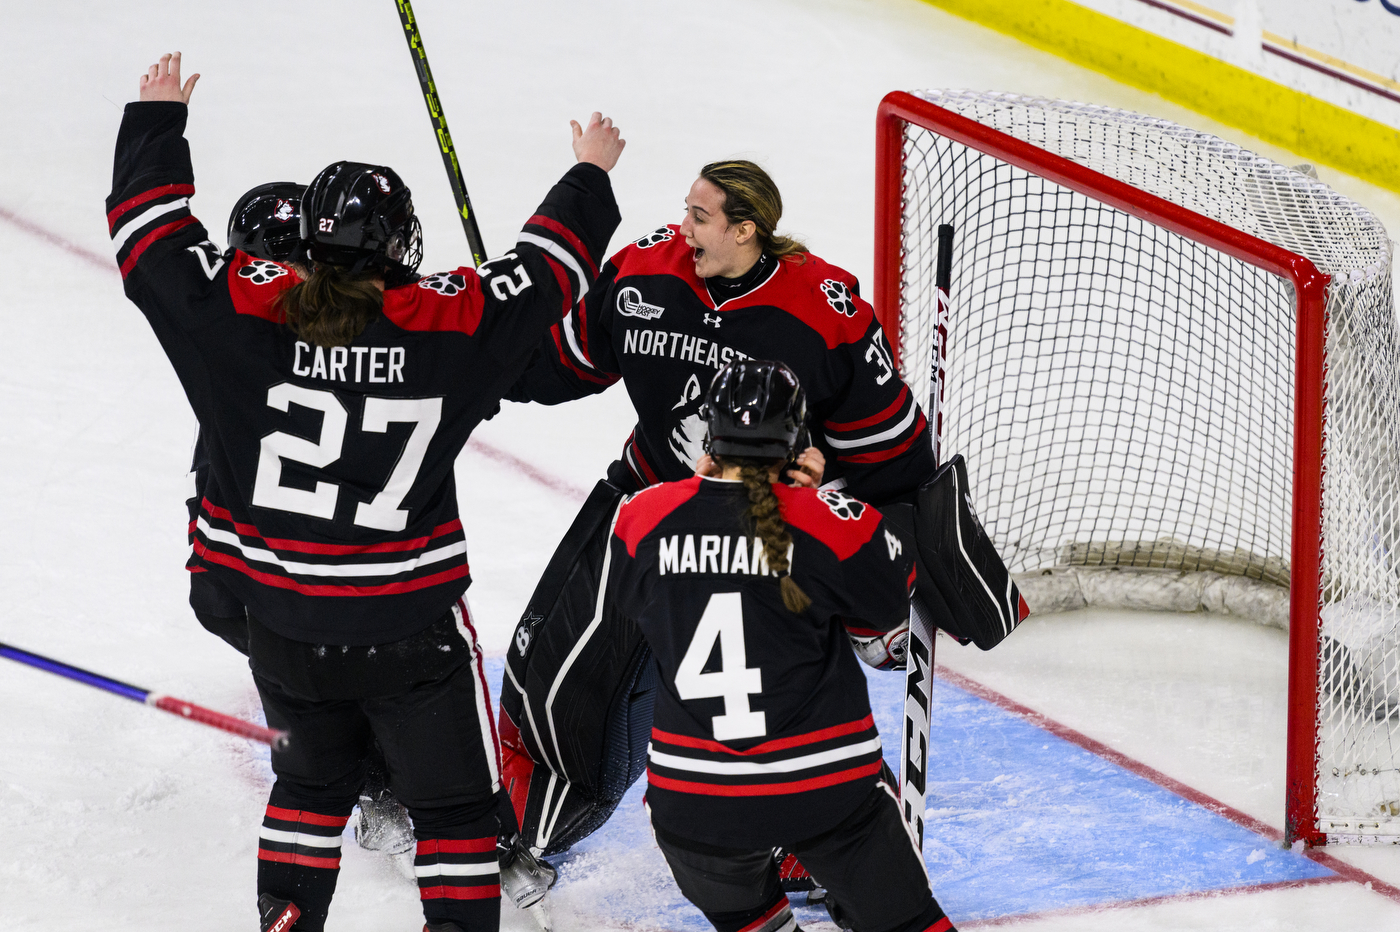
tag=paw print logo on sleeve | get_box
[635,227,674,249]
[237,260,289,285]
[817,488,866,521]
[820,279,857,317]
[418,272,468,296]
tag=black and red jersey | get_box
[510,225,935,505]
[606,476,915,848]
[109,101,620,645]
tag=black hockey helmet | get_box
[702,359,808,460]
[227,182,306,263]
[301,161,423,283]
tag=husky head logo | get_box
[237,259,289,285]
[818,488,866,521]
[273,198,296,223]
[668,374,707,469]
[820,279,857,317]
[371,172,392,194]
[635,227,674,249]
[617,286,665,320]
[419,272,468,296]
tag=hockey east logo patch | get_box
[818,488,866,521]
[617,286,665,320]
[820,279,857,317]
[419,272,468,297]
[238,260,289,285]
[634,227,674,249]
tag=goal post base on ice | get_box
[873,89,1398,846]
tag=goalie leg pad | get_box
[500,479,657,854]
[913,454,1029,649]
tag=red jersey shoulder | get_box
[775,484,883,561]
[615,477,703,556]
[610,224,695,280]
[753,253,871,350]
[227,250,297,323]
[381,268,486,335]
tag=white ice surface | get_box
[3,0,1400,929]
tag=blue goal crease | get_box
[481,657,1332,929]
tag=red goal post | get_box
[873,89,1397,846]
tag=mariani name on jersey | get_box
[292,341,407,384]
[621,327,751,371]
[657,533,791,577]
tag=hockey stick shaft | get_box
[0,641,289,751]
[897,223,955,850]
[394,0,488,267]
[930,223,954,464]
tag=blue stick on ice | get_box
[0,640,288,750]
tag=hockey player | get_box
[500,159,935,857]
[608,359,955,932]
[188,181,308,656]
[110,53,624,932]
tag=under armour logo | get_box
[703,313,722,328]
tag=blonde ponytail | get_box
[699,160,808,262]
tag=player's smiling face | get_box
[680,177,758,279]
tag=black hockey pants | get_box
[250,599,503,932]
[653,781,956,932]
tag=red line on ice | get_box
[465,439,589,502]
[0,206,117,272]
[937,665,1400,908]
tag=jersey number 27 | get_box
[252,384,441,532]
[676,592,766,741]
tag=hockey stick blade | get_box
[0,641,289,751]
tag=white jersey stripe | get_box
[454,598,501,790]
[258,827,342,848]
[196,517,467,578]
[414,861,499,878]
[111,198,189,254]
[517,230,589,299]
[560,308,599,371]
[823,401,918,450]
[647,736,882,776]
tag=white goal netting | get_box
[888,89,1398,842]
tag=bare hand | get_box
[784,447,825,488]
[571,112,625,172]
[140,52,199,104]
[694,454,723,479]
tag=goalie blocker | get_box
[886,454,1029,651]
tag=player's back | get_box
[607,475,914,848]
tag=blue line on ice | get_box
[482,656,1331,928]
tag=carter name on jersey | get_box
[292,341,407,384]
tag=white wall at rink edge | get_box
[1071,0,1400,129]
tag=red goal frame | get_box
[872,90,1332,846]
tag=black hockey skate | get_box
[423,924,466,932]
[258,893,300,932]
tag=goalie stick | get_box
[897,223,954,849]
[0,641,289,750]
[393,0,488,266]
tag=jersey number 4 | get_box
[252,384,442,532]
[676,592,766,740]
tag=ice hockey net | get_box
[873,89,1397,845]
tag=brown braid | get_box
[732,460,812,614]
